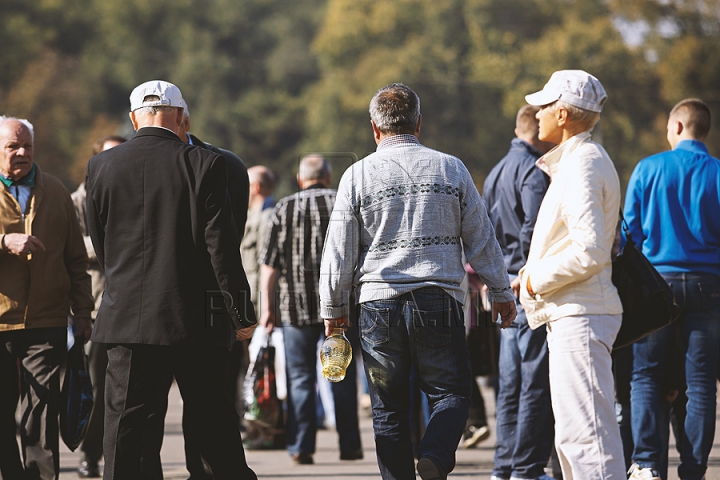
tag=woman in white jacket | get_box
[519,70,626,480]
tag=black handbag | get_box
[611,220,682,349]
[60,341,94,451]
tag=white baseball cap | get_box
[525,70,607,113]
[129,80,186,112]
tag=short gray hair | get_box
[135,95,181,116]
[369,83,421,135]
[0,116,34,140]
[298,154,331,182]
[549,100,600,132]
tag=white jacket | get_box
[519,132,623,329]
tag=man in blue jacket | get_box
[624,98,720,480]
[483,105,554,480]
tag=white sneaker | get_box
[490,477,509,480]
[627,463,661,480]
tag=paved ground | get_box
[55,380,720,479]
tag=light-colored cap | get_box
[129,80,186,112]
[525,70,607,113]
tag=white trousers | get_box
[546,314,626,480]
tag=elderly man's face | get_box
[535,104,562,145]
[0,120,34,181]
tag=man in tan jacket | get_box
[0,116,93,479]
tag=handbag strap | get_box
[618,209,634,245]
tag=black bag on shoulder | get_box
[60,341,94,451]
[612,221,682,349]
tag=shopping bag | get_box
[60,342,94,451]
[243,339,281,428]
[612,223,682,349]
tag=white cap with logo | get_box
[525,70,607,113]
[129,80,186,112]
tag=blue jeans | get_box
[631,273,720,480]
[359,287,472,480]
[493,307,554,479]
[282,324,361,455]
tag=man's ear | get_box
[556,106,568,127]
[415,114,422,137]
[129,111,140,131]
[674,119,684,136]
[371,120,382,144]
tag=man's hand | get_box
[510,277,521,298]
[2,233,46,255]
[74,317,93,343]
[260,309,276,335]
[324,316,350,337]
[492,301,517,329]
[236,324,257,341]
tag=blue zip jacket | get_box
[483,138,549,275]
[623,140,720,276]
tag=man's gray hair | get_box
[0,115,34,140]
[369,83,421,135]
[135,95,182,116]
[298,154,331,182]
[549,100,600,132]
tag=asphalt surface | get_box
[53,379,720,479]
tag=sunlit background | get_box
[2,0,718,198]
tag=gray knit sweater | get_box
[319,135,513,319]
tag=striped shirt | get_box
[260,185,336,326]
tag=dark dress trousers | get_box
[85,127,256,480]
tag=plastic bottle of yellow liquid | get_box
[320,326,352,382]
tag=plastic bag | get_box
[60,342,94,451]
[243,338,281,428]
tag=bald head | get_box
[297,155,331,188]
[248,166,276,190]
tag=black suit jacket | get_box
[188,133,249,238]
[85,127,255,346]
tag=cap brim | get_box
[525,89,561,107]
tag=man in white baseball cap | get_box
[524,69,607,113]
[518,70,626,480]
[129,80,186,112]
[86,79,257,479]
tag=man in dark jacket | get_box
[483,105,555,480]
[176,96,252,480]
[85,80,256,480]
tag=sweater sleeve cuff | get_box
[321,303,346,319]
[486,286,516,304]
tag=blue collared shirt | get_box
[624,139,720,276]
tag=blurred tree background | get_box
[0,0,718,197]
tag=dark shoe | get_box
[462,424,490,448]
[292,453,314,465]
[78,460,101,478]
[340,448,364,460]
[417,457,447,480]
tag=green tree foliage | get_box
[0,0,717,192]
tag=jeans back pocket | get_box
[360,304,391,346]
